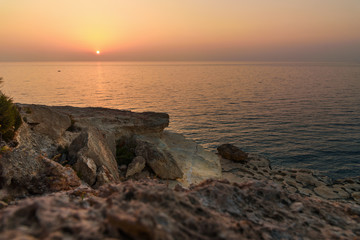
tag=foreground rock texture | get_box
[0,180,359,239]
[0,104,221,199]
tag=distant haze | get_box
[1,0,360,62]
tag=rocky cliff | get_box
[0,104,221,198]
[0,104,359,239]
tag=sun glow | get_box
[1,1,359,61]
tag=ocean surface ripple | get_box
[1,61,360,179]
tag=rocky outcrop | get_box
[69,130,120,186]
[0,104,221,197]
[0,179,359,239]
[50,105,170,135]
[0,125,81,199]
[19,104,71,141]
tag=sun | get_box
[96,50,100,55]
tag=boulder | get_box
[217,144,248,162]
[126,156,146,178]
[73,156,97,186]
[18,104,71,141]
[135,140,183,180]
[137,131,221,186]
[40,156,81,192]
[68,129,120,187]
[0,151,81,197]
[0,125,81,198]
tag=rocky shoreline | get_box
[0,104,359,239]
[218,144,360,203]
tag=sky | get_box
[1,0,360,61]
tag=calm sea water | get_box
[1,61,360,179]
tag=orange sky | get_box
[1,0,360,61]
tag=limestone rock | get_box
[220,152,271,185]
[103,130,117,157]
[135,140,183,180]
[0,180,359,239]
[41,156,81,192]
[138,131,221,186]
[297,187,314,197]
[1,103,230,203]
[94,166,117,188]
[73,156,97,186]
[333,186,351,199]
[314,185,345,200]
[342,183,360,193]
[51,105,170,135]
[284,178,298,188]
[0,150,81,197]
[217,143,360,203]
[217,144,249,162]
[126,156,146,178]
[68,130,120,187]
[0,124,80,197]
[218,146,360,203]
[295,173,324,187]
[18,104,71,141]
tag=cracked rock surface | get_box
[0,179,359,239]
[220,147,360,203]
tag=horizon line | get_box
[1,59,360,64]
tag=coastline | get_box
[0,104,359,239]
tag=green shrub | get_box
[0,78,22,142]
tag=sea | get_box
[1,61,360,179]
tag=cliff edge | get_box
[0,104,359,239]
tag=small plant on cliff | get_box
[0,77,22,142]
[0,145,10,155]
